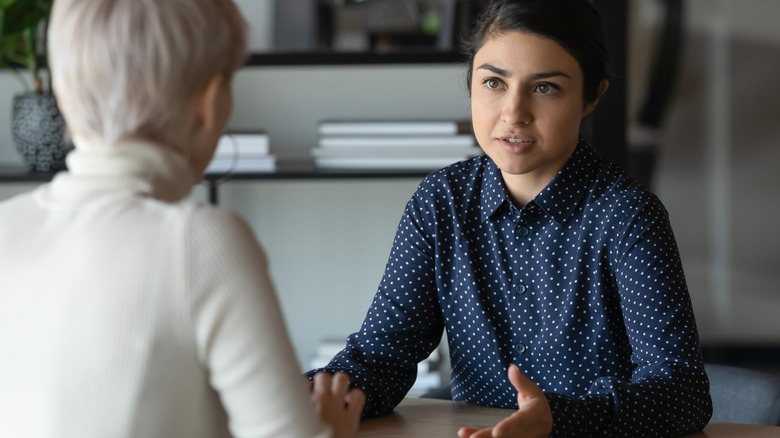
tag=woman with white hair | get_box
[0,1,364,437]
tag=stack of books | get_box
[206,131,276,173]
[312,120,482,170]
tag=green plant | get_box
[0,0,54,94]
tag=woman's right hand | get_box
[311,372,366,438]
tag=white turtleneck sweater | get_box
[0,140,331,438]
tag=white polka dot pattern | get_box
[308,142,712,437]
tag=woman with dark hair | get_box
[308,1,712,436]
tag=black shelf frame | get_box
[244,51,466,66]
[202,168,428,203]
[0,165,429,204]
[0,166,56,183]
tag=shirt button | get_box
[518,226,530,237]
[517,343,527,354]
[514,284,527,294]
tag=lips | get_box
[500,134,534,143]
[504,137,533,144]
[497,135,535,152]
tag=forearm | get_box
[545,392,612,438]
[305,340,419,418]
[546,364,711,438]
[306,191,444,417]
[188,210,329,437]
[591,196,713,435]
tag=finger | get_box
[303,375,314,392]
[312,372,333,397]
[345,388,366,414]
[458,427,478,438]
[458,426,496,438]
[492,412,523,437]
[507,364,542,401]
[331,372,350,399]
[467,427,494,438]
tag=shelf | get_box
[203,168,430,181]
[203,168,428,204]
[0,165,55,183]
[0,165,430,204]
[244,51,465,66]
[0,165,430,183]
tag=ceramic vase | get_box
[11,93,71,172]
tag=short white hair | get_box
[48,0,248,146]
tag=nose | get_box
[501,91,532,126]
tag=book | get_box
[314,155,474,170]
[318,134,477,149]
[312,145,483,158]
[205,155,277,173]
[318,120,472,137]
[214,131,270,157]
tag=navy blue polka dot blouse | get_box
[308,141,712,437]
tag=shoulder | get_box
[111,196,256,243]
[177,201,263,259]
[0,191,38,242]
[183,201,253,236]
[590,160,666,216]
[584,162,672,241]
[117,198,264,270]
[0,189,36,214]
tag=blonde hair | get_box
[48,0,248,146]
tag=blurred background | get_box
[0,0,778,387]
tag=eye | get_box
[482,77,504,90]
[533,82,560,94]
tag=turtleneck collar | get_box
[42,138,196,204]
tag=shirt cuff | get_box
[546,392,613,438]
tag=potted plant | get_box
[1,0,69,172]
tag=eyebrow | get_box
[476,63,573,81]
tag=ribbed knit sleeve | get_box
[184,205,332,438]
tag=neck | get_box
[500,141,580,207]
[57,137,197,203]
[500,171,551,207]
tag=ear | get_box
[582,79,610,119]
[193,74,225,132]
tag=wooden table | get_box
[357,398,780,437]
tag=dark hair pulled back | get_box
[463,0,610,104]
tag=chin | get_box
[486,154,532,175]
[496,165,533,176]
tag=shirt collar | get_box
[479,157,507,222]
[46,137,196,203]
[480,139,601,224]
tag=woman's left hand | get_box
[458,364,553,438]
[310,372,365,438]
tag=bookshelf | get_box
[0,165,429,205]
[0,166,56,184]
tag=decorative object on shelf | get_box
[206,130,276,174]
[271,0,478,59]
[12,93,69,171]
[313,119,482,170]
[1,0,71,172]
